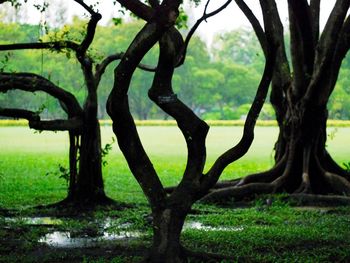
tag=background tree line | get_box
[2,17,349,121]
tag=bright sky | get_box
[2,0,337,44]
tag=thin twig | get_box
[176,0,232,66]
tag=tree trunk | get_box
[146,208,188,263]
[206,101,350,202]
[66,118,108,204]
[203,0,350,203]
[271,100,350,195]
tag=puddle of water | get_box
[184,221,244,232]
[38,230,142,248]
[5,216,243,248]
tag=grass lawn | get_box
[0,125,349,262]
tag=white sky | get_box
[2,0,338,44]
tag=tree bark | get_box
[67,119,108,203]
[146,208,188,263]
[205,0,350,203]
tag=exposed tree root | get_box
[201,183,276,203]
[201,151,350,205]
[184,247,234,262]
[285,194,350,206]
[322,151,350,180]
[35,195,132,212]
[237,154,287,186]
[323,172,350,195]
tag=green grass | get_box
[0,126,349,208]
[0,126,350,262]
[184,202,350,262]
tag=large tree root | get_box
[286,194,350,206]
[201,183,276,203]
[184,247,234,262]
[200,152,350,205]
[34,195,132,213]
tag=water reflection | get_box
[4,216,244,248]
[38,230,142,248]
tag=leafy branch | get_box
[101,137,116,167]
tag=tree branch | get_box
[235,0,267,55]
[148,27,209,202]
[29,118,83,131]
[304,0,350,105]
[73,0,102,58]
[0,108,83,131]
[176,0,232,66]
[0,42,79,52]
[73,0,97,16]
[95,52,156,86]
[260,0,291,125]
[116,0,154,21]
[0,73,83,117]
[310,0,320,45]
[149,0,160,8]
[199,19,278,194]
[0,108,39,121]
[320,15,350,103]
[288,0,315,76]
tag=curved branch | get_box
[0,108,83,131]
[95,52,156,86]
[176,0,232,66]
[29,118,83,131]
[116,0,154,21]
[260,0,291,126]
[148,27,209,201]
[79,13,102,56]
[107,3,182,210]
[73,0,97,15]
[0,108,39,121]
[235,0,267,55]
[0,73,83,117]
[0,41,79,52]
[199,32,277,194]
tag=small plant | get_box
[343,162,350,172]
[101,137,115,167]
[0,52,13,72]
[35,104,47,115]
[46,164,70,185]
[327,127,338,140]
[326,127,338,148]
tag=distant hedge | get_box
[1,119,350,127]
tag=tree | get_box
[212,27,264,70]
[0,0,122,205]
[106,0,277,261]
[205,0,350,202]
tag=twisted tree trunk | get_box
[205,0,350,203]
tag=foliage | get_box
[1,19,349,120]
[46,164,70,185]
[101,137,116,167]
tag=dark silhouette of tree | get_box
[206,0,350,204]
[0,0,125,206]
[106,0,277,261]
